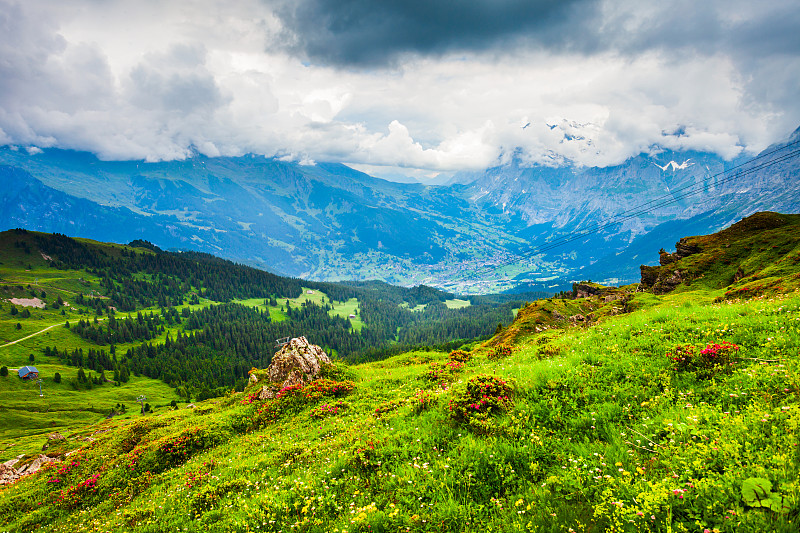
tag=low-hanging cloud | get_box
[0,0,798,177]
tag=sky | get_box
[1,0,799,181]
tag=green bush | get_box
[448,374,514,433]
[410,389,437,414]
[487,343,514,360]
[448,349,471,363]
[152,426,225,472]
[422,361,464,383]
[310,399,349,418]
[191,479,248,517]
[237,379,356,431]
[319,361,358,382]
[373,399,404,418]
[668,341,740,378]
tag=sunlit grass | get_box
[3,289,797,532]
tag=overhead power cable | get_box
[455,139,800,283]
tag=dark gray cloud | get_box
[273,0,598,66]
[1,0,798,171]
[598,1,800,61]
[273,0,800,69]
[127,45,227,115]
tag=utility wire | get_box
[483,148,799,274]
[528,148,800,256]
[456,140,800,282]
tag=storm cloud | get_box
[272,0,597,67]
[0,0,798,177]
[273,0,800,68]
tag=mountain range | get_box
[2,126,799,293]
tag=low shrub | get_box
[238,379,356,431]
[423,361,464,384]
[410,389,437,414]
[310,399,349,418]
[191,478,248,518]
[668,341,740,377]
[56,473,102,510]
[487,343,514,360]
[319,361,358,382]
[448,350,471,363]
[153,426,223,471]
[448,374,514,433]
[373,399,404,418]
[351,439,383,471]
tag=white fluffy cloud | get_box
[0,0,798,178]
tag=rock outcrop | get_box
[0,462,18,485]
[641,237,703,294]
[0,454,60,485]
[42,432,66,451]
[267,336,331,389]
[657,238,701,266]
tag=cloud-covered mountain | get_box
[1,126,798,293]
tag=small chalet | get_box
[18,366,39,380]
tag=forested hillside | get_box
[1,229,531,399]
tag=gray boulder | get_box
[268,336,331,389]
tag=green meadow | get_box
[0,287,797,532]
[234,289,364,331]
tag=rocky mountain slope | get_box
[639,211,800,296]
[1,127,799,292]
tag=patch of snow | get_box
[653,159,694,171]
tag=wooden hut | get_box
[17,366,39,379]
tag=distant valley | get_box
[2,126,799,293]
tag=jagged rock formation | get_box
[267,336,331,389]
[573,283,629,303]
[0,462,16,485]
[640,237,702,293]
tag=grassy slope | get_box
[0,233,182,447]
[444,299,471,310]
[641,211,800,297]
[234,289,364,332]
[0,289,797,532]
[1,216,799,532]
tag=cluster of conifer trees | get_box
[42,345,131,383]
[122,302,365,391]
[23,231,535,396]
[70,312,167,344]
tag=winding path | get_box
[0,323,63,348]
[0,317,108,349]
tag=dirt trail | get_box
[0,317,108,349]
